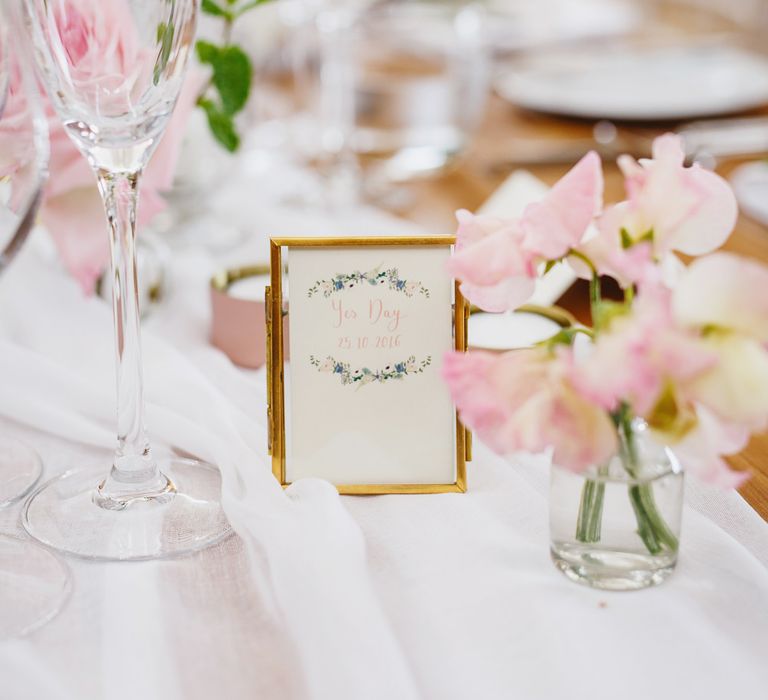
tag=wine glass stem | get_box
[95,169,170,504]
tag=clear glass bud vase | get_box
[549,420,684,591]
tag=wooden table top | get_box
[397,94,768,521]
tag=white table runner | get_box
[1,168,766,700]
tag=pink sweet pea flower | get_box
[683,334,768,431]
[671,253,768,431]
[613,133,737,256]
[672,252,768,342]
[447,151,603,312]
[443,347,618,472]
[569,202,657,288]
[10,0,199,293]
[571,254,768,486]
[447,210,537,312]
[571,283,717,417]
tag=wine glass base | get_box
[22,458,232,562]
[0,535,71,639]
[0,436,43,509]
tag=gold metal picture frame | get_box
[266,235,470,495]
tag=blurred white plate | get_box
[495,45,768,121]
[485,0,642,53]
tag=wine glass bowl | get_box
[26,0,197,171]
[0,0,50,501]
[0,1,71,639]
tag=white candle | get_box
[468,311,561,350]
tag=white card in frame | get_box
[267,236,471,494]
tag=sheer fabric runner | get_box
[0,174,766,699]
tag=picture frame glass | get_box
[281,243,459,487]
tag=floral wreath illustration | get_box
[307,266,430,298]
[310,355,432,387]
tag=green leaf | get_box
[198,98,240,152]
[211,45,251,115]
[195,42,251,116]
[201,0,232,19]
[195,39,220,64]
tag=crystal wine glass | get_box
[0,5,48,508]
[0,1,70,638]
[22,0,231,560]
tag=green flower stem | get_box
[576,480,597,542]
[619,410,679,555]
[628,485,663,554]
[589,272,601,310]
[632,483,679,551]
[571,266,677,557]
[575,469,606,544]
[575,408,679,555]
[574,269,606,545]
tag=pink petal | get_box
[574,203,655,287]
[684,335,768,430]
[442,351,511,453]
[665,164,738,255]
[650,133,686,166]
[520,150,603,259]
[447,221,531,286]
[40,188,111,294]
[443,347,617,472]
[571,284,717,418]
[617,133,737,256]
[546,384,618,473]
[458,276,536,313]
[669,407,750,488]
[454,209,506,248]
[672,253,768,342]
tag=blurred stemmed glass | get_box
[22,0,231,560]
[296,0,488,208]
[0,1,70,638]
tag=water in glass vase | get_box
[550,421,684,591]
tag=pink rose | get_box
[23,0,199,293]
